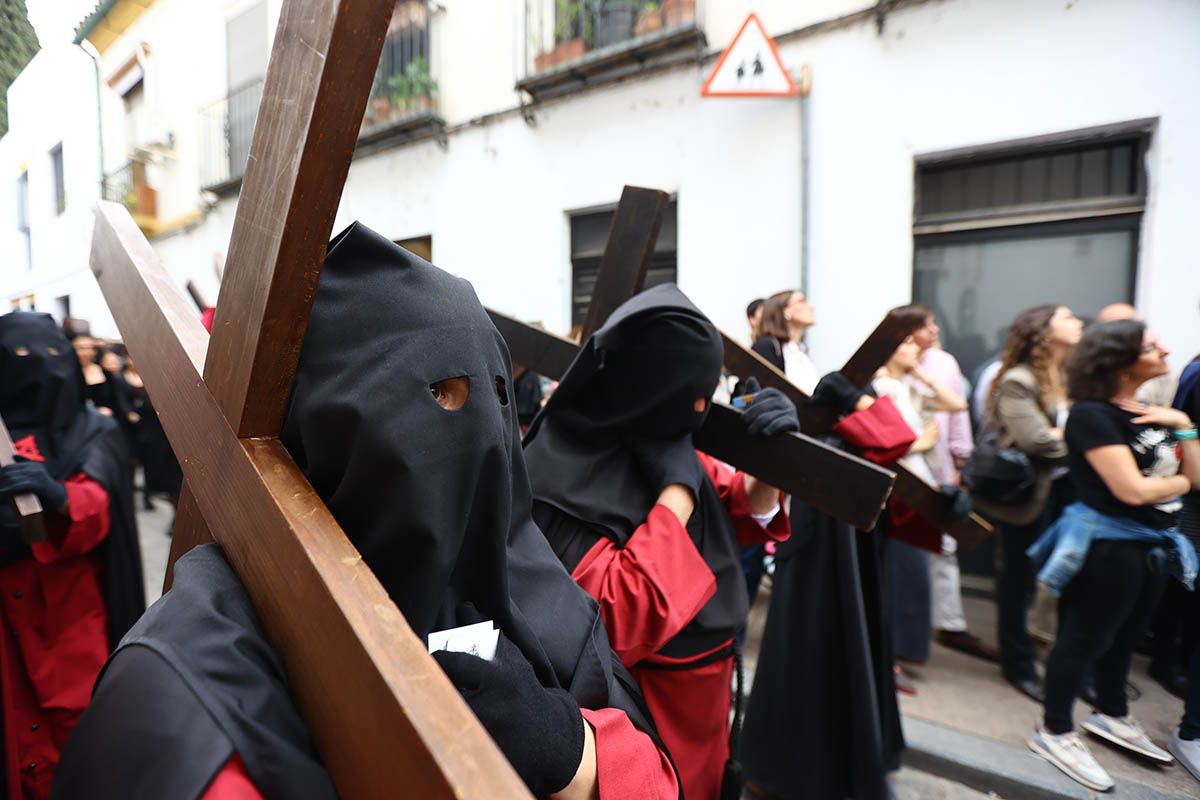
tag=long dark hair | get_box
[987,304,1063,416]
[1066,319,1146,402]
[758,290,796,342]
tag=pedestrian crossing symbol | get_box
[702,12,797,97]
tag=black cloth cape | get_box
[55,224,671,797]
[740,478,903,799]
[52,544,334,800]
[0,311,144,647]
[524,285,742,660]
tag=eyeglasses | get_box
[1141,341,1167,355]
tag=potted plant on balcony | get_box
[661,0,694,28]
[634,1,662,37]
[535,0,586,71]
[404,57,438,113]
[594,0,638,49]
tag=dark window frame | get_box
[49,143,66,216]
[913,119,1153,235]
[568,197,679,328]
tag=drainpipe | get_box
[795,66,812,298]
[77,40,106,198]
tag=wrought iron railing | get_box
[197,3,437,189]
[198,78,264,191]
[103,161,157,218]
[524,0,699,74]
[362,1,437,135]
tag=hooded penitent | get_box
[522,285,747,659]
[0,311,144,645]
[54,223,665,799]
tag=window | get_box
[912,122,1150,384]
[16,170,31,270]
[50,143,66,216]
[569,199,677,328]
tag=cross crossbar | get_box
[487,309,895,531]
[717,323,993,548]
[0,414,44,543]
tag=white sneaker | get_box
[1169,728,1200,783]
[1082,712,1174,764]
[1028,727,1114,792]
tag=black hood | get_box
[0,312,95,477]
[544,284,723,442]
[282,222,671,730]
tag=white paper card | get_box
[427,620,499,661]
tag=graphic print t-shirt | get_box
[1066,400,1182,529]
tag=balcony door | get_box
[225,1,269,180]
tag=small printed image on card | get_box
[428,620,499,661]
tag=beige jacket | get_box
[973,364,1068,526]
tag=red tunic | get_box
[199,708,678,800]
[0,471,111,800]
[572,452,790,800]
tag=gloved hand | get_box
[939,484,973,522]
[434,635,585,796]
[740,378,800,437]
[810,371,865,417]
[0,461,67,512]
[630,434,705,498]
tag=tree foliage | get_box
[1,0,40,137]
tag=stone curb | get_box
[902,716,1193,800]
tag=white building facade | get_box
[3,0,1198,373]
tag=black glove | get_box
[810,371,864,417]
[630,434,705,498]
[740,378,800,437]
[939,484,973,522]
[434,635,585,796]
[0,461,67,512]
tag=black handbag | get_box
[961,424,1037,506]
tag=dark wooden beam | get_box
[694,404,893,530]
[717,323,994,546]
[488,308,894,531]
[840,310,924,390]
[91,201,532,800]
[580,186,670,342]
[489,309,579,380]
[0,414,44,543]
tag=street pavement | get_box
[743,579,1197,798]
[135,492,173,603]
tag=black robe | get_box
[740,497,902,799]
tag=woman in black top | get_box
[1028,320,1200,792]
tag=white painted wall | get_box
[0,45,113,333]
[792,0,1200,369]
[11,0,1200,371]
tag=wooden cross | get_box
[0,414,44,542]
[89,2,532,797]
[720,315,994,548]
[486,187,897,532]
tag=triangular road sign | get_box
[702,13,797,97]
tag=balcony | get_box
[197,2,441,193]
[358,0,443,150]
[103,160,159,235]
[519,0,705,100]
[198,78,264,194]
